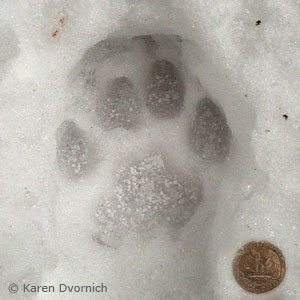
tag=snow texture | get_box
[0,0,299,299]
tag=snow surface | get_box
[0,0,299,299]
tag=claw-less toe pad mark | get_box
[97,77,140,130]
[96,155,201,248]
[146,59,185,119]
[56,120,92,179]
[189,98,231,161]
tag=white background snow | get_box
[0,0,299,299]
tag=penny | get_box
[233,241,286,294]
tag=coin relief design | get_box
[233,241,286,294]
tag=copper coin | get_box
[233,241,286,294]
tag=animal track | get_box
[146,59,185,119]
[188,98,231,161]
[56,120,93,179]
[97,77,140,130]
[95,155,202,248]
[65,34,232,247]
